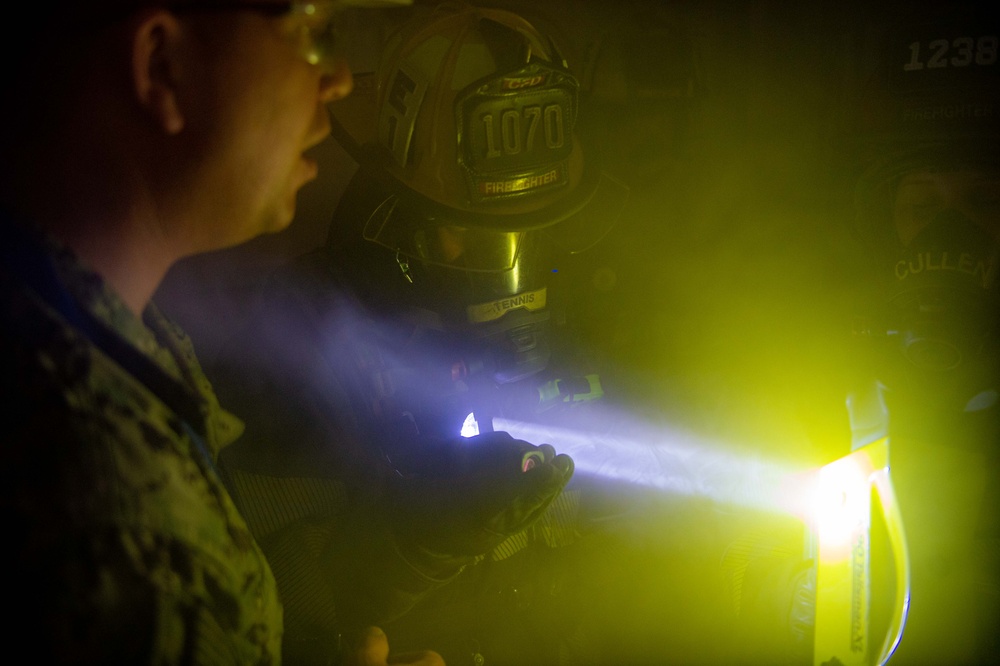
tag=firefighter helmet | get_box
[850,4,1000,252]
[848,4,1000,404]
[326,2,627,388]
[329,1,626,242]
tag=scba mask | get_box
[339,168,559,388]
[323,169,561,440]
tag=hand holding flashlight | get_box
[387,432,574,559]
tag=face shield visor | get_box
[363,197,526,273]
[352,187,552,385]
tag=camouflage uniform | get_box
[1,220,282,664]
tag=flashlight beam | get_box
[493,413,811,516]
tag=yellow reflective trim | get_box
[810,438,910,666]
[466,287,547,323]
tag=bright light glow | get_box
[811,456,870,556]
[461,412,480,438]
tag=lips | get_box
[300,153,319,181]
[301,141,329,179]
[299,111,332,181]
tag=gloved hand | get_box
[386,431,574,560]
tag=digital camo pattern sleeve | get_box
[1,236,283,665]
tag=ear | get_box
[130,10,185,135]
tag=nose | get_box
[320,58,353,103]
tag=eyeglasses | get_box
[171,1,344,72]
